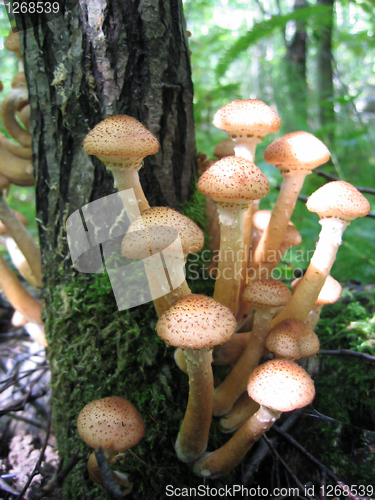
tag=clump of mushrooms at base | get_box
[76,98,371,489]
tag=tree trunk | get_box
[13,1,239,497]
[286,0,308,124]
[317,0,335,144]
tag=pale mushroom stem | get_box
[219,394,259,433]
[193,405,280,478]
[213,307,275,416]
[108,162,150,213]
[0,252,43,326]
[233,137,261,163]
[271,218,348,327]
[214,203,251,315]
[0,194,42,286]
[1,87,31,147]
[175,348,214,463]
[252,169,308,274]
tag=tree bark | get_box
[13,2,234,498]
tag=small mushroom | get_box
[83,115,159,213]
[271,181,370,326]
[252,132,330,275]
[121,206,204,317]
[77,396,145,491]
[265,318,320,360]
[193,359,315,478]
[213,100,281,162]
[198,156,269,315]
[157,294,236,463]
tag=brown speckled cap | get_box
[83,115,159,165]
[265,318,320,360]
[77,397,145,452]
[264,132,330,173]
[198,156,269,204]
[213,100,281,139]
[306,181,370,221]
[247,359,315,412]
[156,294,237,349]
[242,278,291,309]
[121,207,204,258]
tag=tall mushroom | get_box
[156,294,236,463]
[271,181,370,326]
[83,115,159,213]
[251,132,330,278]
[198,156,269,315]
[77,396,145,491]
[213,278,291,416]
[193,359,315,478]
[213,100,281,162]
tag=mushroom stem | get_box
[175,348,214,463]
[219,394,259,433]
[109,164,150,213]
[213,307,274,416]
[0,143,34,186]
[0,252,43,325]
[214,203,251,315]
[251,170,307,273]
[193,405,280,478]
[271,218,348,327]
[233,137,261,162]
[0,194,42,286]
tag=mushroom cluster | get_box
[78,96,370,487]
[0,30,45,346]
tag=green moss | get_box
[42,185,238,498]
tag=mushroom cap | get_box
[306,181,370,221]
[156,294,237,349]
[77,396,145,452]
[213,100,281,139]
[213,138,235,159]
[5,31,22,58]
[264,132,330,172]
[242,278,292,309]
[0,210,27,234]
[292,275,342,306]
[121,207,204,259]
[265,318,320,359]
[247,359,315,412]
[197,156,270,204]
[83,115,160,164]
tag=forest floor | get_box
[0,282,375,500]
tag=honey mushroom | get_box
[193,359,315,478]
[271,181,370,327]
[121,206,204,317]
[77,397,145,492]
[83,115,159,213]
[213,278,291,416]
[198,156,269,315]
[251,132,330,280]
[156,294,236,463]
